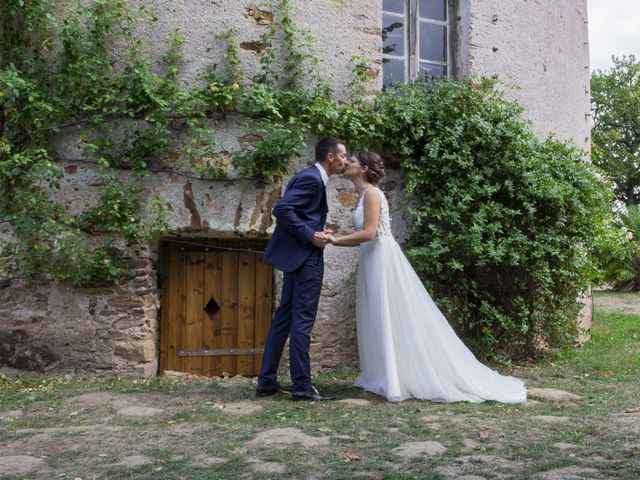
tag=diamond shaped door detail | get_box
[204,297,220,320]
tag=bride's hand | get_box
[328,234,339,245]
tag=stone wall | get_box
[134,0,382,99]
[0,243,158,376]
[455,0,591,149]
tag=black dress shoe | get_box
[291,385,337,402]
[255,381,291,397]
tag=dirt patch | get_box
[2,422,213,465]
[594,295,640,314]
[552,442,580,450]
[217,375,255,388]
[63,391,130,410]
[392,441,447,460]
[221,401,263,417]
[612,411,640,433]
[239,427,330,451]
[353,472,382,479]
[436,454,523,479]
[0,410,23,419]
[116,405,164,418]
[22,401,51,414]
[527,388,583,403]
[106,454,153,469]
[420,415,442,422]
[532,415,571,424]
[190,454,227,466]
[462,438,481,451]
[247,457,286,473]
[533,466,599,479]
[0,455,49,477]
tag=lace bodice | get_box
[351,187,393,238]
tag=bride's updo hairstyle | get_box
[356,151,386,185]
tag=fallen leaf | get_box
[340,453,362,461]
[602,371,614,378]
[624,408,640,413]
[478,431,490,439]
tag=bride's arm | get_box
[330,189,381,247]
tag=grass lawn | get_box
[0,292,638,479]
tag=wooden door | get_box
[159,239,272,376]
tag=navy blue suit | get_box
[259,166,328,392]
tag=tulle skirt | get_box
[354,236,527,403]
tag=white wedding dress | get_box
[352,187,527,403]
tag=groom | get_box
[256,137,348,401]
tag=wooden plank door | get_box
[159,240,272,376]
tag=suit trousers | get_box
[258,249,324,392]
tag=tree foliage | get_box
[591,55,640,207]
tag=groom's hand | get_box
[311,231,330,248]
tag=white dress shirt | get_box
[314,163,329,187]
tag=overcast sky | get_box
[588,0,640,72]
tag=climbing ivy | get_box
[0,0,345,286]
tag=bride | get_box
[329,151,527,403]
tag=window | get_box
[382,0,451,87]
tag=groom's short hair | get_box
[315,137,346,162]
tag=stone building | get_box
[0,0,591,376]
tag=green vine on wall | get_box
[0,0,354,286]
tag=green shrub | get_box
[596,206,640,291]
[366,78,612,360]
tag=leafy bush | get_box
[359,79,611,360]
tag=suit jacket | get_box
[263,166,328,272]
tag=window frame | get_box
[382,0,453,86]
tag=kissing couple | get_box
[255,137,527,404]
